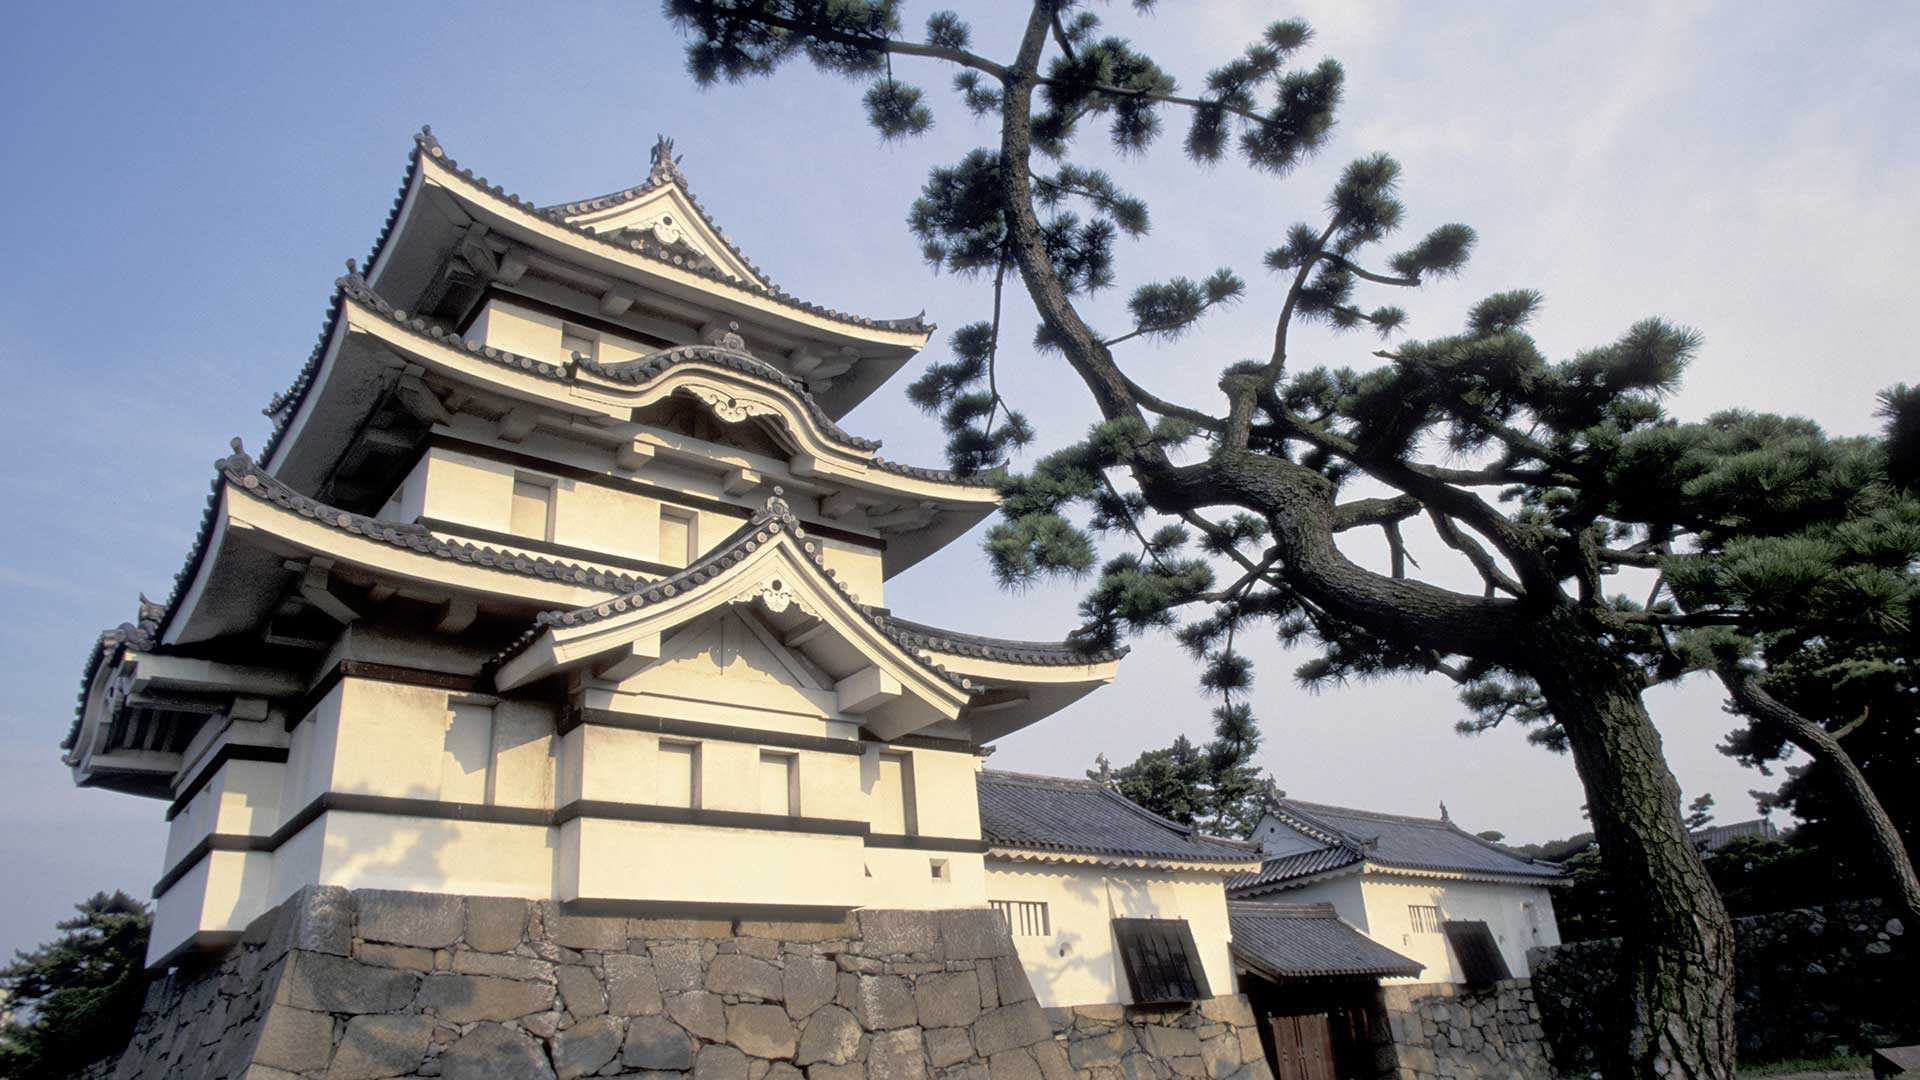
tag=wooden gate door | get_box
[1268,1013,1337,1080]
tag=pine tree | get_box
[652,3,1898,1074]
[1093,702,1269,837]
[0,891,151,1079]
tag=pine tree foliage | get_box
[0,892,151,1079]
[657,3,1906,1072]
[1091,700,1269,837]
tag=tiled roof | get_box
[977,770,1260,865]
[1231,798,1565,895]
[64,442,640,753]
[483,492,978,692]
[582,344,879,451]
[1228,902,1423,981]
[416,128,932,336]
[544,136,773,289]
[873,614,1127,666]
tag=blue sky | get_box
[1,2,1915,959]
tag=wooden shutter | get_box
[1111,918,1211,1003]
[1441,920,1513,984]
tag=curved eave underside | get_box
[985,846,1263,875]
[262,283,997,565]
[164,457,630,648]
[365,134,928,418]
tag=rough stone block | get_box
[974,1004,1053,1058]
[797,1005,864,1067]
[809,1065,865,1080]
[740,914,860,943]
[1196,999,1252,1029]
[354,942,435,972]
[1170,1057,1206,1077]
[661,991,725,1042]
[988,1049,1043,1080]
[250,1006,335,1074]
[925,1027,975,1069]
[541,902,629,952]
[626,1014,698,1071]
[976,968,999,1011]
[282,953,419,1015]
[730,1003,801,1059]
[991,958,1033,1006]
[859,910,941,957]
[609,953,666,1016]
[1030,1039,1073,1080]
[867,1027,929,1080]
[1198,1034,1239,1079]
[357,889,465,949]
[650,941,706,992]
[853,975,918,1031]
[711,953,786,1001]
[552,1015,623,1080]
[697,1043,752,1080]
[940,911,1012,961]
[1235,1027,1261,1067]
[1072,1005,1123,1023]
[417,972,555,1022]
[1140,1027,1200,1059]
[440,1022,556,1080]
[785,956,839,1021]
[451,951,554,981]
[464,897,530,953]
[632,916,737,940]
[1067,1029,1132,1070]
[327,1014,435,1080]
[559,964,609,1018]
[915,972,983,1029]
[272,886,354,962]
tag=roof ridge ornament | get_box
[765,485,791,518]
[649,135,684,185]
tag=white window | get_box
[759,751,798,817]
[439,704,494,803]
[658,741,700,809]
[871,751,917,835]
[658,508,697,567]
[1409,904,1442,933]
[991,899,1051,937]
[561,325,599,361]
[510,475,555,541]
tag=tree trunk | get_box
[1530,626,1737,1080]
[1719,668,1920,929]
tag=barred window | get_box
[991,899,1051,937]
[1409,905,1442,933]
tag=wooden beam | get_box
[722,467,762,496]
[615,439,655,474]
[835,666,901,715]
[498,407,538,443]
[600,289,636,317]
[297,560,359,625]
[435,597,479,635]
[781,622,832,649]
[594,633,663,682]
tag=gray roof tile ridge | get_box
[580,342,880,451]
[1226,900,1342,918]
[540,136,776,290]
[1283,796,1561,874]
[1267,798,1368,851]
[870,613,1127,665]
[482,488,975,693]
[978,769,1259,856]
[414,128,934,336]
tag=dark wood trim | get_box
[145,930,242,974]
[427,434,888,552]
[454,286,681,354]
[562,708,867,756]
[287,661,482,732]
[151,833,276,898]
[554,799,869,836]
[864,833,992,853]
[165,744,291,822]
[861,730,981,755]
[417,517,681,577]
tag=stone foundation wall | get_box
[1376,981,1551,1080]
[111,888,1273,1080]
[1529,899,1915,1070]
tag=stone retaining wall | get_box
[1528,898,1915,1070]
[111,888,1274,1080]
[1375,981,1552,1080]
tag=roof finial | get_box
[230,436,246,456]
[766,485,789,517]
[1439,800,1451,824]
[649,135,683,183]
[718,321,746,352]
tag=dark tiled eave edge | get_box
[65,444,644,753]
[260,274,989,489]
[543,141,775,290]
[979,770,1261,863]
[415,128,932,336]
[989,838,1260,865]
[1272,797,1567,880]
[483,496,976,693]
[871,613,1126,666]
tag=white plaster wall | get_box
[862,849,988,909]
[1357,877,1561,982]
[469,299,656,367]
[982,861,1237,1009]
[313,812,556,899]
[164,759,284,867]
[1248,815,1324,858]
[147,850,276,966]
[562,818,866,908]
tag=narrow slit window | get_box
[659,508,697,568]
[991,900,1051,937]
[1409,905,1442,933]
[872,751,917,835]
[658,741,700,809]
[759,751,798,817]
[510,476,555,541]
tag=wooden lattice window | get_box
[1408,904,1442,933]
[991,900,1051,937]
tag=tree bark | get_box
[1718,668,1920,929]
[1530,627,1738,1080]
